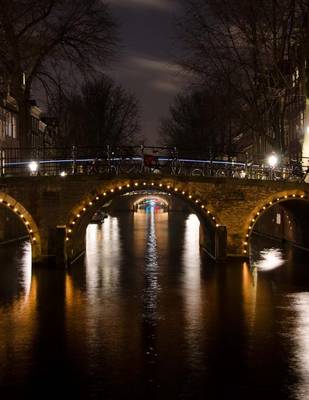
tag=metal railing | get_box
[0,145,308,183]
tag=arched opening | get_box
[0,193,41,263]
[244,192,309,270]
[65,181,226,264]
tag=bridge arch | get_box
[64,180,225,263]
[243,190,307,255]
[0,192,42,262]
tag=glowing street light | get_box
[60,171,67,177]
[28,161,39,174]
[267,153,278,168]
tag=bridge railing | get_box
[0,146,307,183]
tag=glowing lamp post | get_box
[28,161,39,176]
[267,153,278,180]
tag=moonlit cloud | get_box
[109,0,179,12]
[114,55,185,93]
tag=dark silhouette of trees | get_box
[169,0,307,158]
[0,0,118,146]
[52,77,140,147]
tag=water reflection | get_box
[1,216,309,398]
[182,214,203,368]
[287,293,309,399]
[253,247,285,271]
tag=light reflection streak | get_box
[288,293,309,399]
[254,248,285,271]
[143,206,160,322]
[20,241,32,301]
[86,217,121,296]
[182,214,202,367]
[242,262,257,333]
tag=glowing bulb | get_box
[28,161,38,173]
[267,153,278,168]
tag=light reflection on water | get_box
[252,247,286,271]
[0,217,309,398]
[288,293,309,400]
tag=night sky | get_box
[107,0,186,145]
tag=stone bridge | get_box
[0,175,308,266]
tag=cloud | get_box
[113,55,185,93]
[130,56,182,74]
[151,80,180,93]
[109,0,179,12]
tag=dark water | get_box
[1,211,309,399]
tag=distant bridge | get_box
[0,172,308,266]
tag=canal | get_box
[0,209,309,399]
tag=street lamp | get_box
[267,153,278,168]
[28,161,39,175]
[267,152,279,180]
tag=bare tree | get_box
[52,76,140,147]
[160,84,242,158]
[0,0,118,146]
[177,0,306,158]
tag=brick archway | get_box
[65,180,224,263]
[242,190,307,255]
[0,192,42,262]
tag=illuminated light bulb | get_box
[246,234,249,237]
[167,185,171,189]
[20,214,24,218]
[0,199,2,202]
[127,184,130,188]
[189,195,192,199]
[201,205,205,209]
[143,182,146,186]
[110,189,114,193]
[293,194,296,197]
[257,212,260,215]
[60,171,67,177]
[151,182,155,186]
[159,183,163,187]
[72,221,76,225]
[216,224,219,228]
[269,201,273,205]
[89,202,93,206]
[14,208,18,212]
[248,225,252,230]
[66,237,70,241]
[182,191,185,195]
[118,186,122,190]
[76,214,80,218]
[33,237,36,242]
[174,188,178,191]
[243,250,247,254]
[267,153,278,168]
[7,203,10,207]
[29,229,33,233]
[263,206,266,210]
[207,211,210,214]
[212,217,215,220]
[277,198,280,201]
[28,161,39,173]
[135,183,139,186]
[26,222,30,225]
[244,242,248,245]
[96,196,99,200]
[68,229,72,233]
[252,219,255,222]
[82,208,86,211]
[301,195,305,198]
[284,195,288,199]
